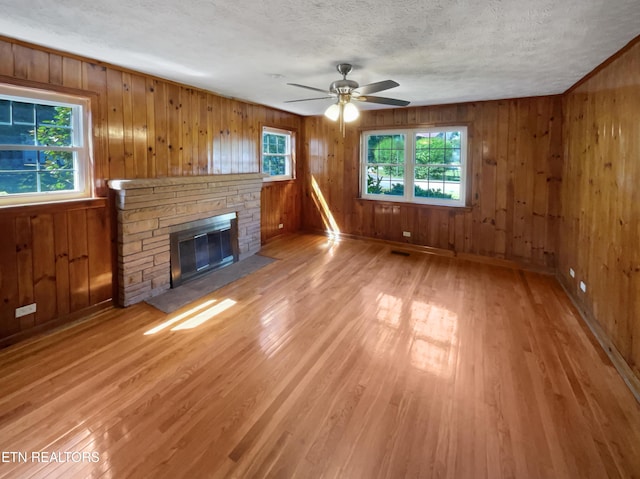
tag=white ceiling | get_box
[0,0,638,116]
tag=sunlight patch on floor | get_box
[376,292,403,329]
[171,299,237,331]
[410,301,458,377]
[142,298,240,334]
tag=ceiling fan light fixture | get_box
[343,102,359,122]
[324,103,340,121]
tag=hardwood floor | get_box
[0,233,639,478]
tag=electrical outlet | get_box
[569,268,575,278]
[402,231,411,237]
[16,303,36,318]
[579,281,587,293]
[278,223,284,229]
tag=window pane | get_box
[448,149,461,165]
[36,106,73,147]
[264,133,287,155]
[36,105,59,125]
[263,133,288,155]
[12,102,35,125]
[446,131,461,148]
[414,166,459,200]
[0,123,36,145]
[415,182,455,199]
[367,134,404,164]
[36,125,73,147]
[263,155,287,176]
[415,133,448,165]
[386,182,404,196]
[366,166,384,194]
[0,149,37,171]
[268,135,277,153]
[444,167,461,183]
[0,150,38,194]
[366,165,404,196]
[0,171,37,194]
[0,100,10,124]
[0,150,76,194]
[444,167,461,200]
[1,104,74,146]
[40,169,76,192]
[40,150,74,170]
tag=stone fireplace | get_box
[109,174,263,306]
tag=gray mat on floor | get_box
[146,254,276,314]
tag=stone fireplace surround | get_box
[109,174,264,307]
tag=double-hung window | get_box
[361,126,468,207]
[0,84,92,205]
[261,126,294,181]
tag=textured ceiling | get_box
[0,0,638,116]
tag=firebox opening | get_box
[170,212,239,288]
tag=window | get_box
[261,126,294,181]
[361,126,468,207]
[0,84,92,205]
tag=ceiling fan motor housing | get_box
[330,79,359,94]
[331,63,358,94]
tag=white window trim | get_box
[360,126,468,207]
[0,83,93,206]
[261,126,295,182]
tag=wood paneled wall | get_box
[0,37,302,187]
[560,38,640,383]
[301,97,563,268]
[0,36,302,342]
[0,200,111,344]
[261,180,301,243]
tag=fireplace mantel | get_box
[109,174,264,306]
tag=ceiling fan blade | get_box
[355,95,410,106]
[284,96,334,103]
[355,80,399,95]
[287,83,332,95]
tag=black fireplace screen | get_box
[170,213,239,288]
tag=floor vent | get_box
[391,250,411,256]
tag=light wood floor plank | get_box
[0,233,639,478]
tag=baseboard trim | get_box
[0,300,114,350]
[308,229,555,275]
[557,276,640,404]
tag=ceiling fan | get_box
[286,64,410,134]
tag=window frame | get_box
[261,126,295,182]
[0,83,93,206]
[360,125,468,207]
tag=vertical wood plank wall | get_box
[560,38,640,383]
[0,36,302,342]
[0,200,111,342]
[301,97,563,268]
[261,180,301,242]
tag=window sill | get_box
[0,197,107,216]
[263,177,296,184]
[357,197,473,212]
